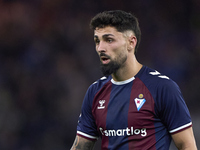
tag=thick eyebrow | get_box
[94,34,114,39]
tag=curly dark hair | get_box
[90,10,141,53]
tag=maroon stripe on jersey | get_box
[128,78,157,149]
[92,81,112,150]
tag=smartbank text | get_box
[99,127,147,137]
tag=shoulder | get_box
[136,66,182,101]
[87,75,112,96]
[82,76,112,111]
[92,76,112,86]
[137,66,177,88]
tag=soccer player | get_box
[71,10,197,150]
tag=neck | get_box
[111,55,142,81]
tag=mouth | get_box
[99,53,111,64]
[101,56,110,64]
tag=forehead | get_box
[94,26,123,38]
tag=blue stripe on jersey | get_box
[106,82,133,149]
[154,120,171,149]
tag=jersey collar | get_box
[111,76,135,85]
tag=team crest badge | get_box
[134,94,146,111]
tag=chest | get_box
[92,79,156,134]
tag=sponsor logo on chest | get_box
[99,127,147,137]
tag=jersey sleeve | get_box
[156,79,192,134]
[77,85,99,141]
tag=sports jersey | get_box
[76,66,192,150]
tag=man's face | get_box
[94,26,129,76]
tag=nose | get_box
[96,41,106,53]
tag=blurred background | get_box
[0,0,199,149]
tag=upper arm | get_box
[172,127,197,150]
[77,86,99,139]
[71,135,96,150]
[155,79,193,134]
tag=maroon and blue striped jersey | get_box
[77,66,192,150]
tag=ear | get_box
[128,35,137,52]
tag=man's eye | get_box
[107,39,113,43]
[95,40,100,45]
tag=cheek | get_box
[114,44,128,56]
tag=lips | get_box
[101,56,110,64]
[99,53,111,64]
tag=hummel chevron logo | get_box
[149,70,169,80]
[134,94,146,111]
[149,70,160,75]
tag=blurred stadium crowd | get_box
[0,0,199,149]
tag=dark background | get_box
[0,0,199,149]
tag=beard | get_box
[100,53,127,76]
